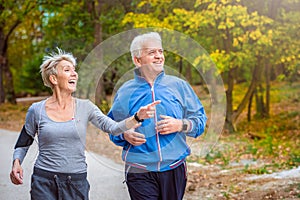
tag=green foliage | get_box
[203,148,231,167]
[214,4,271,74]
[256,135,275,155]
[1,0,299,135]
[245,144,258,155]
[119,0,299,132]
[190,81,299,175]
[287,154,300,167]
[40,1,94,51]
[97,99,110,114]
[15,54,50,95]
[221,191,230,199]
[243,164,270,175]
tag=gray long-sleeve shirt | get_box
[13,98,127,173]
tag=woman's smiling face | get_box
[54,60,78,93]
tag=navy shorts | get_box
[30,167,90,200]
[125,162,187,200]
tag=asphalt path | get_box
[0,129,130,200]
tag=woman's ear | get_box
[49,75,57,85]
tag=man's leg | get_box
[159,163,187,200]
[126,166,160,200]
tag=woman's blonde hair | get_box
[40,47,76,88]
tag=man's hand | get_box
[156,115,182,135]
[124,129,146,146]
[10,159,23,185]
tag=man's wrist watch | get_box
[134,112,144,123]
[181,119,188,132]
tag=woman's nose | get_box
[72,69,78,77]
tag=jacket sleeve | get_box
[109,132,127,147]
[181,81,207,138]
[107,92,130,147]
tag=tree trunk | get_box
[0,6,22,104]
[0,2,38,104]
[232,64,262,123]
[3,61,16,104]
[178,57,183,74]
[225,67,235,132]
[91,0,106,106]
[186,65,192,83]
[0,53,16,104]
[261,0,281,117]
[247,88,254,122]
[223,27,236,132]
[265,62,270,117]
[0,55,5,103]
[255,84,266,118]
[0,2,5,103]
[207,67,218,104]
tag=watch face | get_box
[182,124,188,131]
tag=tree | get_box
[121,0,274,132]
[240,0,300,120]
[0,1,40,104]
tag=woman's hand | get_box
[10,159,23,185]
[136,100,161,120]
[126,100,160,130]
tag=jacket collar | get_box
[134,68,165,84]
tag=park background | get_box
[0,0,299,199]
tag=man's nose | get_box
[154,50,163,57]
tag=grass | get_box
[0,103,28,131]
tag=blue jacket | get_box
[108,69,207,172]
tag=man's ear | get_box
[49,75,57,85]
[133,57,142,67]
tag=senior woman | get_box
[10,48,159,200]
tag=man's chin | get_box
[153,64,164,69]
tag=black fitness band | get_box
[14,125,34,149]
[134,112,144,123]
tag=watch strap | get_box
[181,119,189,132]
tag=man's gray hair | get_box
[130,32,162,60]
[40,47,76,88]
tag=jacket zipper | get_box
[151,84,162,171]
